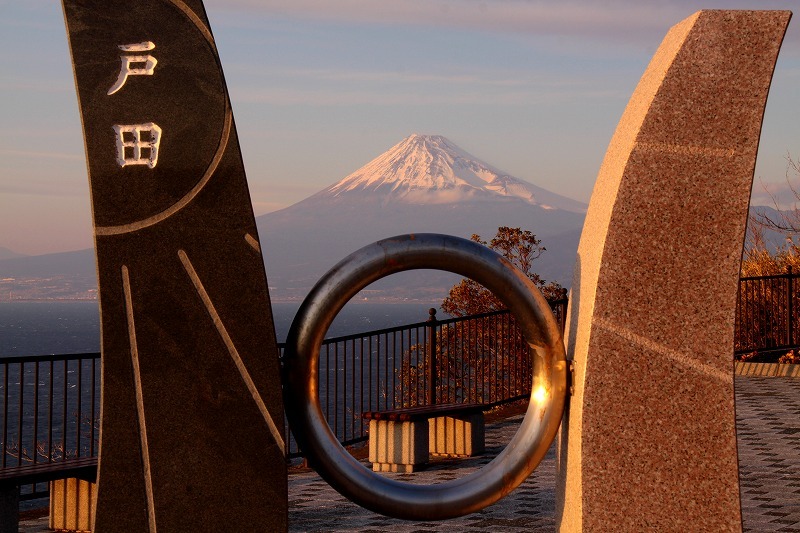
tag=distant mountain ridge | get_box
[0,249,94,278]
[0,249,96,300]
[748,205,796,253]
[1,134,590,302]
[0,247,27,261]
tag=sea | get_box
[0,300,439,358]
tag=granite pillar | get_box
[62,1,287,530]
[556,10,791,531]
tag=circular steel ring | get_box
[283,233,567,520]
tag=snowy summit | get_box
[322,134,585,212]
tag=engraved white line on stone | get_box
[244,233,261,254]
[177,250,286,454]
[595,317,730,383]
[121,266,158,533]
[634,142,735,158]
[95,106,232,236]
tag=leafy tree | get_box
[397,227,567,408]
[737,231,800,364]
[441,227,564,317]
[741,234,800,277]
[737,156,800,364]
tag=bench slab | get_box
[362,403,484,423]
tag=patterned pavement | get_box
[287,375,800,532]
[19,375,800,532]
[287,414,555,532]
[736,377,800,533]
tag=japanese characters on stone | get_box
[109,42,162,168]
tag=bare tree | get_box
[749,154,800,235]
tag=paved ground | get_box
[736,376,800,532]
[19,375,800,532]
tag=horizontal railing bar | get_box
[734,344,800,355]
[296,319,431,346]
[739,272,800,282]
[1,304,568,364]
[277,302,567,352]
[0,352,101,365]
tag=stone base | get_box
[371,463,418,473]
[367,412,486,472]
[50,478,95,532]
[368,419,429,473]
[735,361,800,377]
[429,413,485,458]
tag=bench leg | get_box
[50,478,95,532]
[0,486,19,533]
[429,413,485,458]
[368,419,428,472]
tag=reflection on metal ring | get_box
[283,233,567,520]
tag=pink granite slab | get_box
[556,10,791,532]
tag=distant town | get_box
[0,276,97,301]
[0,275,449,304]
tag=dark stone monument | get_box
[62,1,287,530]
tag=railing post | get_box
[427,308,437,406]
[559,287,569,333]
[788,265,794,347]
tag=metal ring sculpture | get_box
[283,233,568,520]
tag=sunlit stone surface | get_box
[557,10,791,532]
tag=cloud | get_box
[252,67,534,87]
[0,80,74,94]
[217,0,796,45]
[0,149,83,162]
[230,84,621,107]
[751,176,800,210]
[227,65,625,106]
[0,150,87,198]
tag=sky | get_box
[1,1,798,256]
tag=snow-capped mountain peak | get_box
[321,134,585,212]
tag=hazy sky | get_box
[1,1,798,255]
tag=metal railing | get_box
[0,299,567,473]
[3,270,797,480]
[736,267,800,357]
[284,296,568,456]
[0,353,99,500]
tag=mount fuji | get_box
[0,135,587,302]
[257,134,586,301]
[321,134,586,211]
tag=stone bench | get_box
[362,403,485,472]
[0,456,97,533]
